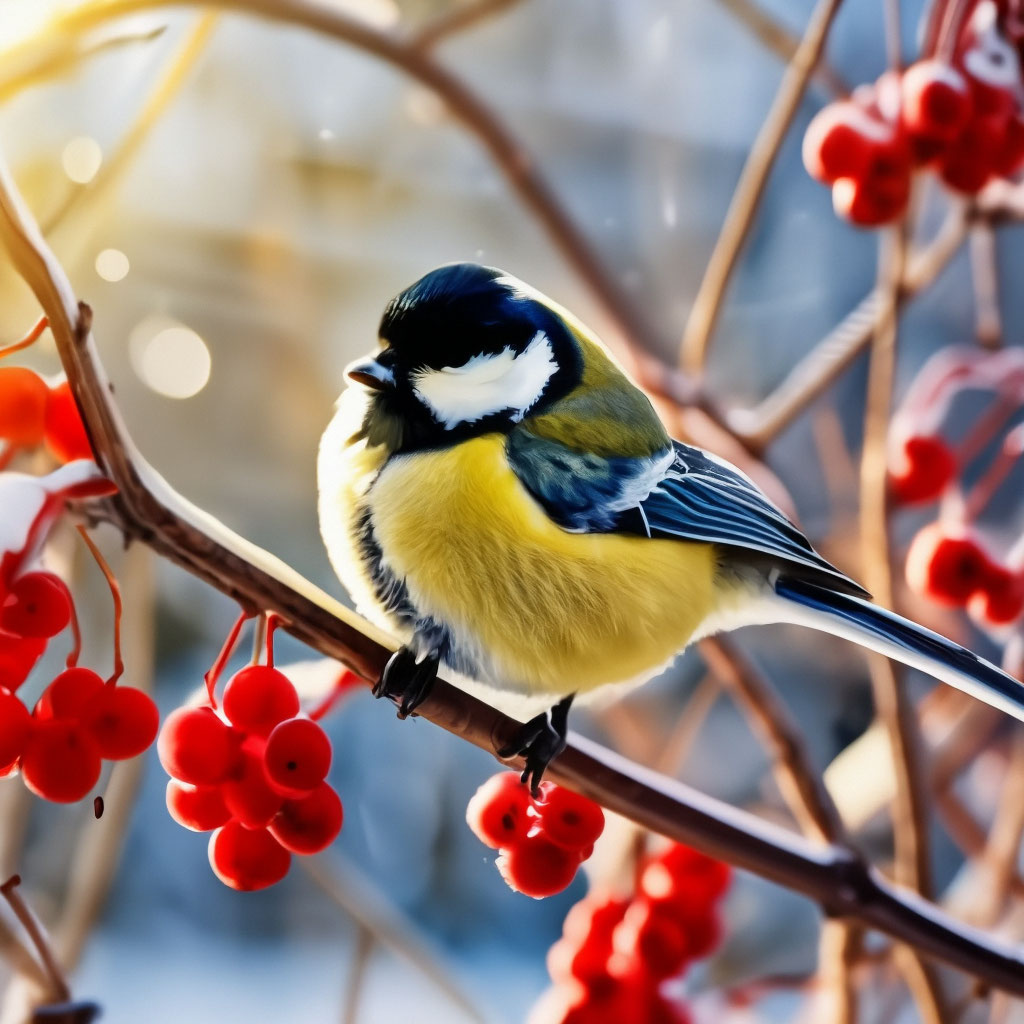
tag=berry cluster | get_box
[466,772,604,898]
[530,844,731,1024]
[0,464,154,802]
[159,615,346,891]
[804,1,1024,226]
[890,346,1024,632]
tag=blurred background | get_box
[0,0,1021,1021]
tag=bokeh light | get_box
[61,137,103,184]
[94,248,130,282]
[129,317,212,399]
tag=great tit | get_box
[318,262,1024,789]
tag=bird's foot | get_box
[374,645,440,719]
[497,694,574,795]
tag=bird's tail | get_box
[773,576,1024,722]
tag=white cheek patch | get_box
[412,330,558,429]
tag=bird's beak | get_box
[346,358,393,391]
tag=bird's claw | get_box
[375,646,440,719]
[497,694,574,794]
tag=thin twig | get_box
[734,204,968,446]
[679,0,848,374]
[973,731,1024,926]
[860,224,949,1021]
[860,225,932,896]
[0,877,70,1004]
[817,920,863,1024]
[968,221,1003,349]
[0,23,166,106]
[302,855,487,1024]
[408,0,528,50]
[712,0,849,96]
[341,925,373,1024]
[700,636,846,845]
[42,12,219,238]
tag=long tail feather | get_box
[774,576,1024,722]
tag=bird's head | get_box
[346,263,584,452]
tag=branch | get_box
[712,0,850,96]
[679,0,847,374]
[408,0,528,50]
[44,0,672,374]
[732,203,969,446]
[859,225,932,897]
[1,141,1024,1000]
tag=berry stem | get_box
[308,669,361,722]
[0,315,48,361]
[203,608,253,708]
[61,576,82,669]
[964,424,1024,521]
[956,392,1020,467]
[76,525,124,685]
[250,611,267,666]
[265,612,282,668]
[935,0,971,62]
[0,874,71,1003]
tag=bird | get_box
[317,262,1024,791]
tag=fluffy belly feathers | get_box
[367,435,719,695]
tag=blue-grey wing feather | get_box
[507,432,867,596]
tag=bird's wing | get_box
[507,430,867,596]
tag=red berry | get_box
[35,667,105,721]
[222,665,299,737]
[906,524,993,605]
[832,162,910,226]
[496,837,581,898]
[802,102,886,183]
[166,779,231,832]
[43,381,92,463]
[531,783,605,852]
[0,367,48,447]
[208,822,290,891]
[82,685,159,760]
[549,897,629,984]
[263,717,331,794]
[649,996,692,1024]
[1,573,71,639]
[0,687,31,770]
[562,894,631,947]
[467,771,533,849]
[968,563,1024,627]
[888,435,956,504]
[158,706,239,785]
[269,782,343,854]
[0,631,45,692]
[674,903,721,959]
[222,747,285,829]
[21,719,101,802]
[901,60,972,142]
[610,899,691,980]
[649,844,732,902]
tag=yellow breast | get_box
[368,435,719,696]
